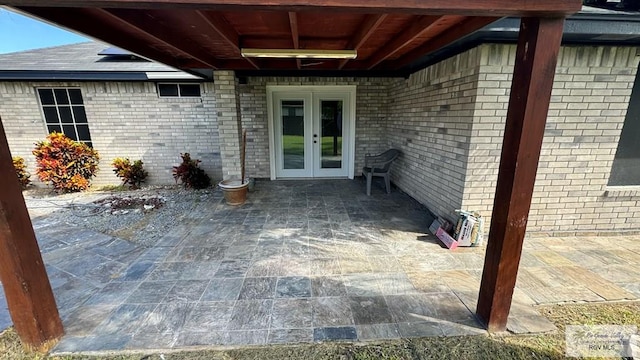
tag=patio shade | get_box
[4,0,581,75]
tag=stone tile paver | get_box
[0,179,637,355]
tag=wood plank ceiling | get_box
[7,1,582,74]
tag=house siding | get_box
[0,81,221,186]
[3,43,640,234]
[385,48,482,219]
[380,43,640,234]
[214,71,244,180]
[462,44,640,234]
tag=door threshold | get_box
[275,177,351,180]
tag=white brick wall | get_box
[3,43,640,234]
[462,44,640,234]
[214,71,243,180]
[0,81,221,186]
[386,47,482,220]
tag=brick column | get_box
[214,70,243,180]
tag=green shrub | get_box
[112,158,148,189]
[172,153,211,189]
[32,132,99,193]
[12,156,31,189]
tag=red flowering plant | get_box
[32,132,100,192]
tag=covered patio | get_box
[0,0,587,351]
[2,180,637,354]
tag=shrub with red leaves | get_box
[172,153,211,189]
[32,132,100,192]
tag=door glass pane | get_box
[320,100,343,169]
[282,100,304,169]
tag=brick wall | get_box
[238,77,391,178]
[0,82,47,181]
[214,71,243,180]
[0,81,221,186]
[462,44,640,233]
[386,48,482,219]
[3,44,639,234]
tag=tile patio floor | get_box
[0,180,639,354]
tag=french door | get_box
[269,86,355,179]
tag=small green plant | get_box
[32,132,99,193]
[12,156,31,189]
[172,153,211,189]
[112,158,148,189]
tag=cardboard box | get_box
[436,227,458,250]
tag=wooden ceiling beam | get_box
[103,9,223,69]
[392,16,499,70]
[288,12,301,69]
[5,0,583,17]
[364,15,442,70]
[195,10,260,69]
[18,6,211,70]
[338,14,387,70]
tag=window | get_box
[157,83,201,97]
[37,88,92,147]
[609,66,640,186]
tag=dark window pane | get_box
[72,106,87,123]
[76,125,91,142]
[68,89,83,104]
[38,89,55,105]
[610,69,640,185]
[85,142,93,148]
[54,89,69,104]
[59,106,73,123]
[42,107,59,123]
[47,124,62,134]
[320,100,342,169]
[158,84,178,97]
[62,125,77,140]
[179,84,201,97]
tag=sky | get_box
[0,8,89,54]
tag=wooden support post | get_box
[476,17,565,332]
[0,117,63,349]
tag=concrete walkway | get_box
[0,180,638,354]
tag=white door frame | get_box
[267,85,356,180]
